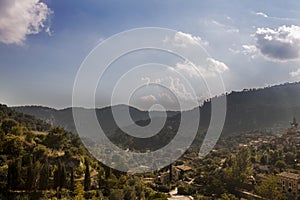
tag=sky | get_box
[1,0,300,110]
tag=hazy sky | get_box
[1,0,300,110]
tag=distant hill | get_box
[220,82,300,135]
[12,82,300,139]
[13,105,178,134]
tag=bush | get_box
[84,190,97,199]
[177,184,195,195]
[156,184,170,193]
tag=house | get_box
[277,172,300,196]
[158,165,192,184]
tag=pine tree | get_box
[84,158,91,191]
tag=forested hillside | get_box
[13,82,300,138]
[0,104,168,200]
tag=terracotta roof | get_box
[278,172,300,180]
[175,165,192,171]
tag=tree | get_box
[285,152,295,165]
[84,158,91,191]
[53,161,67,191]
[220,193,238,200]
[98,168,105,189]
[44,127,68,150]
[26,157,34,190]
[275,160,287,171]
[7,158,22,190]
[124,186,136,200]
[32,161,42,190]
[11,126,23,136]
[70,168,75,191]
[1,119,18,134]
[224,147,252,191]
[74,181,84,200]
[148,192,168,200]
[3,136,23,156]
[260,154,268,165]
[109,189,124,200]
[255,175,286,200]
[39,160,50,190]
[60,162,67,191]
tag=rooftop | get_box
[175,165,192,172]
[278,172,300,180]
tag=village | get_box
[137,118,300,199]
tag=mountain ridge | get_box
[12,81,300,138]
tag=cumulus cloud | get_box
[138,57,228,110]
[140,76,199,109]
[0,0,53,45]
[290,69,300,77]
[170,61,200,78]
[254,25,300,61]
[169,58,229,79]
[164,31,208,47]
[206,58,229,74]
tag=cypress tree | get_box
[26,157,34,190]
[70,167,75,191]
[39,160,50,190]
[7,158,22,190]
[59,162,66,191]
[84,158,91,191]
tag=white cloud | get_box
[206,58,229,74]
[141,76,198,106]
[0,0,53,45]
[140,95,157,102]
[138,57,228,110]
[242,45,257,54]
[290,69,300,77]
[252,11,296,22]
[210,20,239,33]
[169,58,229,79]
[254,25,300,61]
[170,61,200,78]
[256,12,268,18]
[164,31,208,47]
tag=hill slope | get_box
[13,82,300,138]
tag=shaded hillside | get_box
[220,82,300,135]
[13,105,178,134]
[13,82,300,139]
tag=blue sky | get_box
[1,0,300,109]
